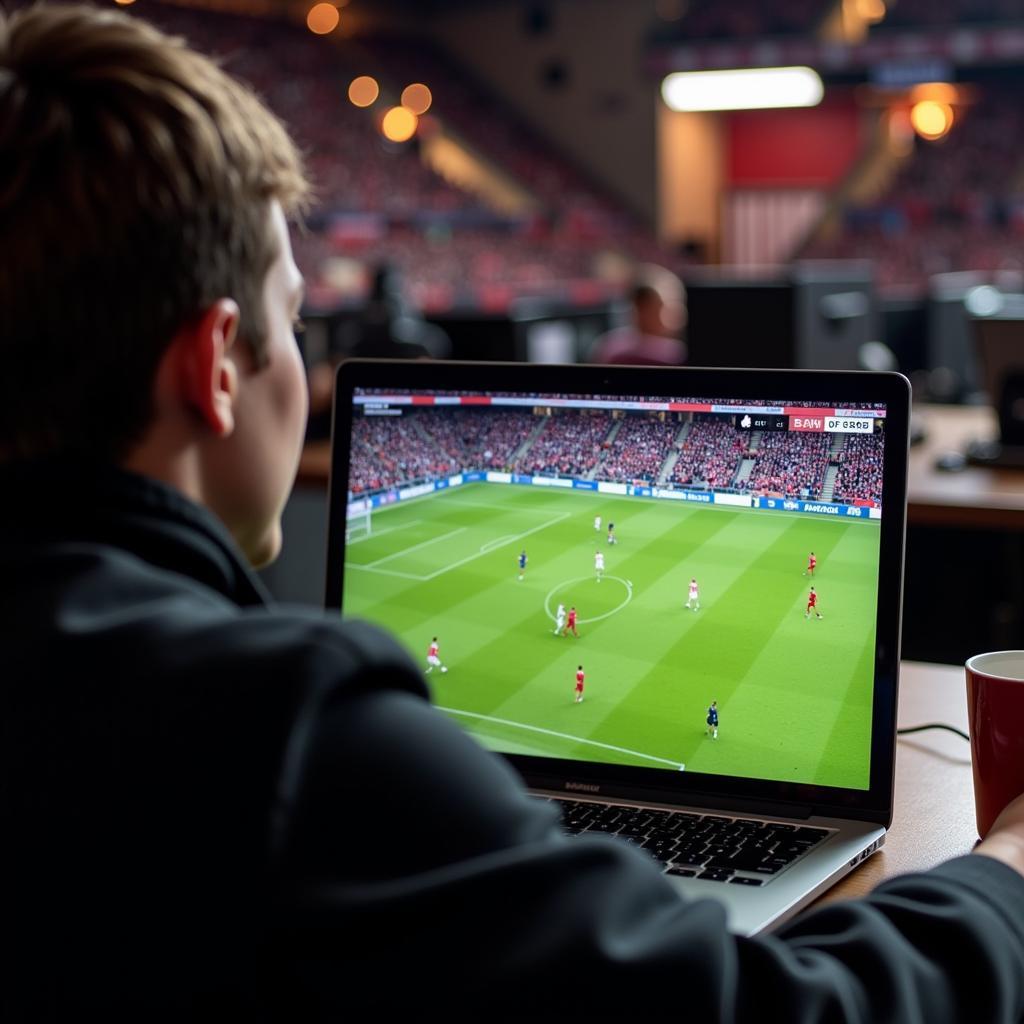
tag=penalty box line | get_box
[438,706,684,770]
[348,512,570,581]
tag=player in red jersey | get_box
[803,551,817,577]
[563,606,579,638]
[805,587,822,620]
[425,637,448,673]
[574,665,585,703]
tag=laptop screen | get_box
[334,378,892,795]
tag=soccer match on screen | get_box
[339,390,885,791]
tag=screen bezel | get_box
[326,359,909,826]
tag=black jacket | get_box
[3,460,1024,1021]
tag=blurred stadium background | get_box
[38,0,1024,404]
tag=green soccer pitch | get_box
[340,482,880,790]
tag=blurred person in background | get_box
[590,263,687,366]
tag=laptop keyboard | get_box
[545,798,831,885]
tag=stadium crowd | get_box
[349,415,463,493]
[743,431,832,498]
[138,2,681,313]
[804,86,1024,291]
[517,411,613,477]
[670,418,747,489]
[596,417,678,484]
[833,433,884,505]
[348,409,884,505]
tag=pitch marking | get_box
[437,706,683,769]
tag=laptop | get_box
[325,360,909,935]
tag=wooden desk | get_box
[909,404,1024,529]
[822,660,975,903]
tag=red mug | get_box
[966,651,1024,838]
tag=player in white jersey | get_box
[686,578,700,611]
[594,514,601,532]
[594,550,605,581]
[425,637,447,673]
[554,603,566,635]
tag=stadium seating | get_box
[803,87,1024,291]
[143,2,680,313]
[348,409,884,505]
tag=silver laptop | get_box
[325,360,909,935]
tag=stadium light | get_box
[661,66,824,112]
[381,106,418,143]
[910,99,953,141]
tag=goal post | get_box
[346,497,372,542]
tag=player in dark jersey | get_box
[705,701,718,739]
[517,549,527,581]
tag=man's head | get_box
[0,4,311,565]
[630,264,687,339]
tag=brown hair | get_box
[0,4,309,459]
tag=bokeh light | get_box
[306,3,340,35]
[401,83,433,115]
[348,76,380,108]
[381,106,418,143]
[910,100,954,141]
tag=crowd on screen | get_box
[596,417,679,484]
[516,412,613,478]
[833,433,884,504]
[741,431,832,498]
[347,410,885,503]
[669,418,746,489]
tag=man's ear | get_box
[178,298,241,438]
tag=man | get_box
[806,586,823,620]
[804,551,817,577]
[563,604,580,637]
[425,636,447,674]
[706,700,719,739]
[607,520,616,545]
[594,513,601,532]
[518,548,527,581]
[574,665,585,704]
[589,264,687,366]
[686,577,700,611]
[594,549,605,581]
[553,602,566,635]
[4,7,1024,1021]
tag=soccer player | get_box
[803,551,817,577]
[574,665,585,703]
[594,550,605,582]
[806,587,823,620]
[607,521,616,545]
[517,549,527,581]
[594,514,601,532]
[554,602,566,635]
[563,606,579,638]
[686,577,700,611]
[425,637,448,673]
[706,701,719,739]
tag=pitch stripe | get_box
[438,706,684,769]
[420,512,570,580]
[362,526,468,568]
